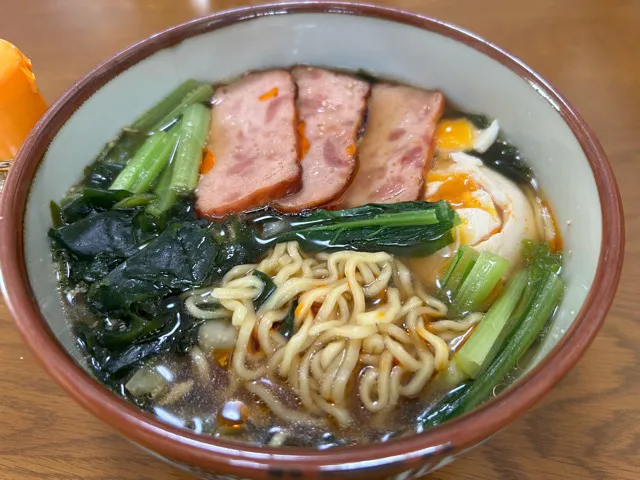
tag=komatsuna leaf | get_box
[264,200,459,256]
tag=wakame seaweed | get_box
[278,299,298,340]
[50,210,141,259]
[253,270,277,310]
[87,222,219,313]
[75,297,202,383]
[474,139,534,185]
[59,187,134,223]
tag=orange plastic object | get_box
[0,39,47,161]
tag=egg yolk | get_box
[426,171,501,245]
[426,172,482,209]
[434,119,476,152]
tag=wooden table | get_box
[0,1,637,479]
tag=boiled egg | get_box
[425,151,539,270]
[434,118,500,154]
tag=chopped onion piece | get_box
[198,319,238,352]
[125,366,167,398]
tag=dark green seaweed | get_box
[474,140,534,185]
[96,314,167,350]
[278,300,298,340]
[88,222,218,313]
[60,187,134,223]
[253,270,277,310]
[75,297,201,383]
[49,210,140,259]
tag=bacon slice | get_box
[274,67,370,212]
[196,70,300,217]
[333,84,445,208]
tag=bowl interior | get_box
[25,12,600,387]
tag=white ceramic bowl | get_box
[0,3,624,479]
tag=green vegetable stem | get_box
[170,103,211,194]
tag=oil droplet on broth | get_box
[218,400,249,430]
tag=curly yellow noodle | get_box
[184,241,481,425]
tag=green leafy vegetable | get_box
[113,193,156,209]
[145,157,177,217]
[78,80,212,190]
[439,245,479,302]
[262,200,459,256]
[170,103,211,194]
[130,80,201,133]
[80,130,147,189]
[438,245,509,317]
[420,240,564,429]
[432,272,564,427]
[109,130,176,192]
[450,251,509,317]
[417,382,470,429]
[129,129,179,194]
[454,269,528,379]
[145,83,213,133]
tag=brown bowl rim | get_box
[0,1,624,477]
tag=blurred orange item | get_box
[0,39,47,161]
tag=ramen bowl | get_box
[0,3,623,479]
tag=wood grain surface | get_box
[0,1,638,479]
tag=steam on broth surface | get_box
[50,66,564,448]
